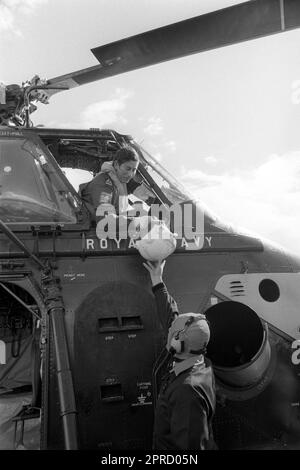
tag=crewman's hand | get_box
[143,260,166,286]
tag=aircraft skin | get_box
[0,126,299,449]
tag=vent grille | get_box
[229,280,245,297]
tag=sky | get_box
[1,0,300,255]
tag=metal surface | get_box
[42,269,78,450]
[0,220,44,269]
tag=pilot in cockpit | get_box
[79,146,156,228]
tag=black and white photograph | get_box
[0,0,300,455]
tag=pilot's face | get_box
[114,160,138,183]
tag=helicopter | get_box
[0,0,300,451]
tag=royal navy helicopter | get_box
[0,0,300,451]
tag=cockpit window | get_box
[136,144,194,204]
[134,143,219,226]
[0,138,78,224]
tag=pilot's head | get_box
[113,147,139,184]
[167,313,210,360]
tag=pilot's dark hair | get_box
[113,146,139,167]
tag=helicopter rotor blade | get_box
[46,0,300,97]
[46,65,108,97]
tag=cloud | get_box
[0,4,16,35]
[0,0,47,35]
[143,117,164,136]
[45,120,84,130]
[164,140,177,153]
[204,155,218,166]
[181,168,224,188]
[41,88,134,129]
[181,152,300,255]
[80,88,133,128]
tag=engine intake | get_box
[205,301,271,390]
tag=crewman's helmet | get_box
[167,313,210,359]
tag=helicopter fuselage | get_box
[0,126,299,449]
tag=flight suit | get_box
[80,172,141,221]
[152,282,217,450]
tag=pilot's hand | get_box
[132,183,155,200]
[133,172,143,184]
[108,170,121,187]
[128,217,142,240]
[143,260,166,286]
[128,215,159,239]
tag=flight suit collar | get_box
[172,355,204,376]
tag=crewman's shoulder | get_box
[90,172,114,188]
